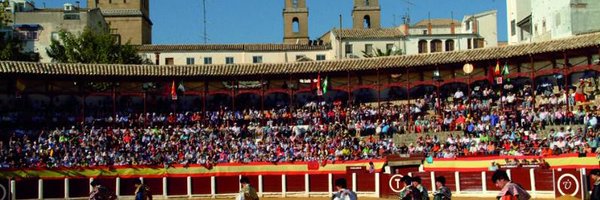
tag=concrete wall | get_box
[507,0,532,44]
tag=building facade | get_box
[322,10,498,59]
[87,0,152,45]
[507,0,600,45]
[10,1,108,63]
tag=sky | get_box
[37,0,507,45]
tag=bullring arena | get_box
[2,31,600,200]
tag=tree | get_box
[362,48,403,58]
[46,27,144,64]
[0,1,39,61]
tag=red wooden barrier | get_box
[69,178,90,198]
[191,177,211,195]
[332,174,353,191]
[534,169,554,191]
[485,171,497,191]
[215,176,238,194]
[16,179,37,199]
[459,171,482,191]
[308,174,329,192]
[120,178,139,196]
[510,169,532,190]
[356,173,376,192]
[44,179,64,198]
[262,175,282,193]
[167,177,187,195]
[144,178,163,196]
[286,175,305,192]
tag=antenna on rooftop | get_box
[400,0,414,25]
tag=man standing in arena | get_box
[239,176,259,200]
[433,176,451,200]
[332,178,357,200]
[89,180,117,200]
[492,170,530,200]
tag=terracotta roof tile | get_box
[1,32,600,77]
[333,28,404,40]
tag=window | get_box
[422,30,428,35]
[386,44,394,52]
[292,17,300,33]
[186,57,195,65]
[363,15,371,29]
[316,54,326,61]
[253,56,263,64]
[165,58,174,65]
[465,20,471,30]
[511,20,516,36]
[445,40,454,52]
[204,57,212,64]
[467,38,472,49]
[418,40,428,53]
[292,0,298,8]
[430,40,442,53]
[364,44,373,55]
[226,57,234,64]
[555,13,561,26]
[474,38,485,49]
[345,44,353,55]
[365,0,370,6]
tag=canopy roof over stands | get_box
[1,32,600,78]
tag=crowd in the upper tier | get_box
[0,79,599,168]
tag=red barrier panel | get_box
[356,173,375,192]
[191,177,211,195]
[459,171,482,191]
[286,174,305,192]
[69,178,90,198]
[485,171,497,191]
[215,176,239,194]
[534,169,554,191]
[379,174,404,197]
[16,179,37,199]
[309,174,329,192]
[510,169,532,190]
[120,178,139,196]
[44,179,64,198]
[434,171,456,192]
[167,177,187,195]
[0,179,9,200]
[412,172,432,192]
[144,178,163,196]
[262,175,282,193]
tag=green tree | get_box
[0,1,39,61]
[46,27,144,64]
[362,48,403,58]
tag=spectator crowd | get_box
[1,78,599,169]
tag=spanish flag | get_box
[494,60,501,76]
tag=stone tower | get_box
[88,0,152,45]
[283,0,309,44]
[352,0,381,29]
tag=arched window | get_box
[445,39,455,51]
[365,0,370,6]
[292,0,298,8]
[430,39,442,53]
[418,40,428,54]
[363,15,371,29]
[292,17,300,33]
